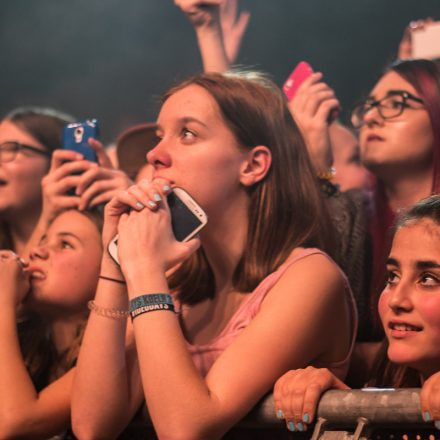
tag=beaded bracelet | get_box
[88,300,130,320]
[129,293,175,320]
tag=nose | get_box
[30,245,49,261]
[387,281,413,313]
[146,138,172,169]
[362,104,384,127]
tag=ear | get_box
[239,145,272,187]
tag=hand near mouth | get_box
[0,250,30,308]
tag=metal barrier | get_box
[131,389,440,439]
[240,388,440,439]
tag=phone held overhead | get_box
[62,119,99,162]
[107,187,208,265]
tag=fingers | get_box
[88,138,114,169]
[420,371,440,429]
[273,367,347,432]
[49,149,84,171]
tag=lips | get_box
[366,134,385,142]
[26,266,46,280]
[388,321,422,335]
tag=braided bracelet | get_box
[99,275,126,284]
[129,293,175,320]
[88,300,130,320]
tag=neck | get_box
[380,167,433,212]
[200,193,249,293]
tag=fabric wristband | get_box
[129,293,175,320]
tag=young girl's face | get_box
[379,219,440,378]
[26,210,102,316]
[147,84,249,216]
[0,119,51,216]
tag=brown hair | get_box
[369,195,440,387]
[165,71,337,304]
[21,208,103,389]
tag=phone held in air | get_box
[411,21,440,59]
[62,119,99,163]
[107,187,208,265]
[283,61,339,123]
[282,61,314,102]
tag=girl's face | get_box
[147,85,250,215]
[379,219,440,378]
[27,210,102,316]
[0,119,51,216]
[359,71,433,174]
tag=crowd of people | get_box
[1,1,440,438]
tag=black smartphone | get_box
[107,187,208,265]
[62,119,99,162]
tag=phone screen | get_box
[168,191,203,242]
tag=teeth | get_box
[391,323,420,331]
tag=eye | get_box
[60,240,74,250]
[385,270,399,287]
[420,273,440,287]
[181,127,196,141]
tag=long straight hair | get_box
[165,71,337,304]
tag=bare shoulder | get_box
[262,248,346,310]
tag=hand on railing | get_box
[420,371,440,429]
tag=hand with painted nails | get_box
[288,72,339,174]
[113,179,200,277]
[273,366,349,432]
[420,370,440,430]
[0,250,30,308]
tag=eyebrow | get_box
[369,89,419,100]
[156,116,209,131]
[57,232,82,243]
[386,257,440,270]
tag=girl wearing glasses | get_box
[0,107,132,256]
[290,59,440,345]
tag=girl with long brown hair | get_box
[72,71,357,438]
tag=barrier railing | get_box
[131,389,439,439]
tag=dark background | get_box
[1,1,439,144]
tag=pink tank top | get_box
[179,248,358,379]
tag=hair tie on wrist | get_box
[99,275,126,284]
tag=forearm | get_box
[0,306,43,432]
[71,257,139,438]
[195,25,230,73]
[128,268,226,439]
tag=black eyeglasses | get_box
[0,141,52,163]
[351,91,425,128]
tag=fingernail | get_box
[423,411,431,422]
[135,202,145,210]
[435,420,440,430]
[287,422,295,432]
[297,422,304,432]
[303,413,310,423]
[276,409,284,419]
[163,185,171,192]
[153,193,162,202]
[147,201,156,208]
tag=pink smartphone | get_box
[282,61,314,101]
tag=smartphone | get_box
[283,61,339,123]
[282,61,314,102]
[62,119,99,162]
[412,21,440,59]
[107,187,208,265]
